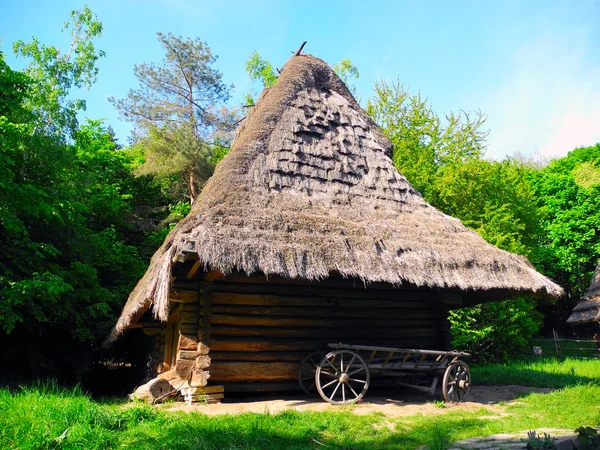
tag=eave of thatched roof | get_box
[108,53,563,343]
[567,262,600,324]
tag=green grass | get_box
[471,357,600,388]
[2,361,600,449]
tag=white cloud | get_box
[483,28,600,159]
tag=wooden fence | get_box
[531,329,600,358]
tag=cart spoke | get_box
[348,367,365,376]
[322,378,338,389]
[330,382,342,400]
[346,356,356,373]
[320,370,337,378]
[348,384,360,398]
[325,359,339,374]
[342,384,346,403]
[349,378,367,384]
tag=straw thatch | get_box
[567,262,600,324]
[110,53,562,341]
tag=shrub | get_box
[449,297,543,363]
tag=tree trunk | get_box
[189,168,197,205]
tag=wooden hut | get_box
[567,261,600,324]
[109,54,562,400]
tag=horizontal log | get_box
[211,304,434,319]
[169,289,198,303]
[211,339,319,352]
[181,303,200,313]
[222,381,300,393]
[211,282,432,300]
[215,273,428,292]
[180,311,199,324]
[180,323,198,335]
[180,385,224,394]
[210,351,307,362]
[211,314,435,328]
[210,325,439,339]
[211,293,432,309]
[210,338,440,353]
[209,362,298,382]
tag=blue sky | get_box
[2,0,599,159]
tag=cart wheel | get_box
[315,349,370,405]
[442,360,470,402]
[297,351,322,396]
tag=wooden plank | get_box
[181,303,200,313]
[210,325,439,339]
[211,304,434,319]
[211,282,431,300]
[205,270,224,281]
[210,351,306,362]
[211,339,320,352]
[222,381,300,393]
[180,311,199,324]
[186,260,202,280]
[211,314,435,328]
[214,273,427,292]
[125,303,151,328]
[169,290,198,303]
[180,323,198,335]
[209,362,298,381]
[212,293,431,309]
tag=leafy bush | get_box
[449,297,543,363]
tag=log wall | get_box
[168,275,450,393]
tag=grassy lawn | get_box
[2,359,600,450]
[472,356,600,388]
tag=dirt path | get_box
[159,385,553,417]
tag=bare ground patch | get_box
[158,384,553,417]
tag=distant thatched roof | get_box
[109,54,562,341]
[567,262,600,324]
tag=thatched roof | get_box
[110,54,562,341]
[567,261,600,324]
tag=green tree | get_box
[13,5,105,138]
[531,144,600,329]
[333,58,360,99]
[367,79,488,202]
[0,9,166,381]
[110,33,235,203]
[367,79,548,360]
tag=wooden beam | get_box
[205,270,223,281]
[169,290,198,303]
[185,260,202,280]
[124,303,151,329]
[209,362,298,382]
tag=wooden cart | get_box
[298,343,471,405]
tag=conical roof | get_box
[111,54,562,340]
[567,261,600,324]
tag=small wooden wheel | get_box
[315,349,370,405]
[297,351,322,396]
[442,360,471,402]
